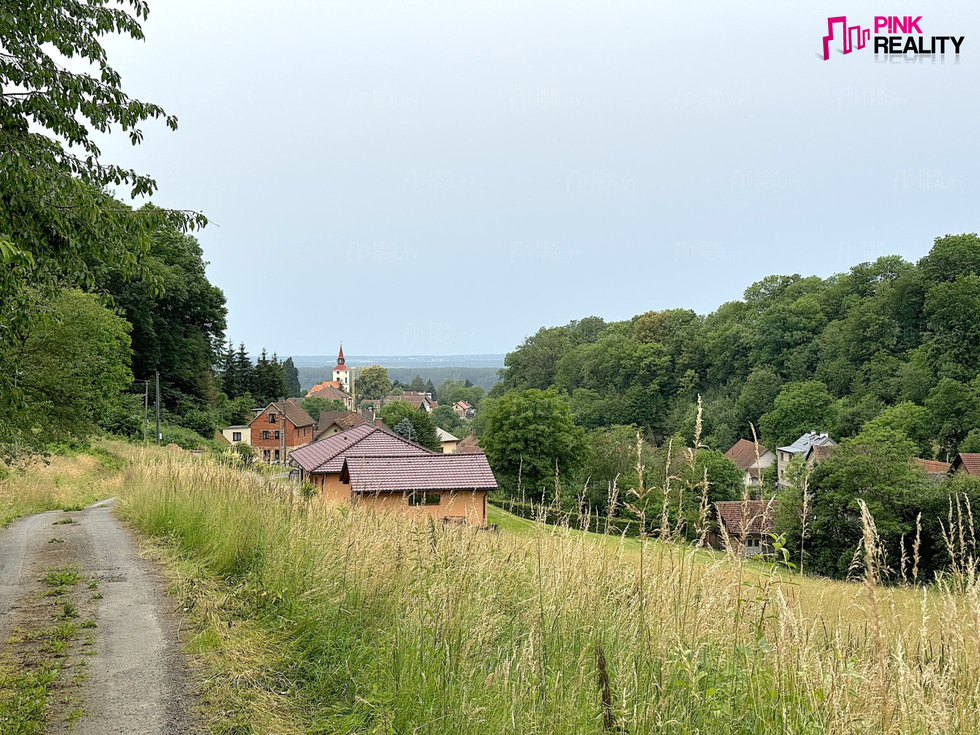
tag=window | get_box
[274,449,281,461]
[261,430,270,440]
[263,450,271,461]
[274,430,280,440]
[268,413,277,424]
[232,432,241,442]
[409,492,442,506]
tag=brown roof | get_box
[953,453,980,476]
[808,444,837,462]
[386,393,431,410]
[453,400,472,410]
[714,500,777,537]
[456,430,482,454]
[249,400,315,428]
[914,458,952,475]
[307,384,350,403]
[340,453,497,494]
[724,439,771,471]
[314,411,366,441]
[289,423,432,473]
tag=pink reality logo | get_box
[822,16,871,60]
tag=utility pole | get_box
[155,371,161,445]
[138,379,149,444]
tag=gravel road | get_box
[0,499,198,733]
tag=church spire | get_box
[337,343,345,365]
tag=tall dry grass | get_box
[110,448,980,734]
[0,443,124,526]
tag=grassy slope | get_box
[0,443,124,527]
[108,451,980,735]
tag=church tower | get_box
[332,344,350,392]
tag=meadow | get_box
[97,448,980,734]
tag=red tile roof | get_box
[714,500,777,537]
[289,424,431,473]
[953,453,980,477]
[340,454,497,494]
[914,458,952,475]
[724,439,771,471]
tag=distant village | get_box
[218,346,492,526]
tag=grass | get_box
[109,450,980,734]
[0,440,126,527]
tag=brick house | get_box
[249,400,315,464]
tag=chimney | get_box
[375,418,384,427]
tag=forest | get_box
[479,235,980,579]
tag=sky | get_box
[93,0,980,357]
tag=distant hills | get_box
[289,354,505,369]
[293,354,505,393]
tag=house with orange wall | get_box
[289,422,497,525]
[289,421,434,503]
[340,453,497,526]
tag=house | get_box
[385,391,436,413]
[456,429,483,454]
[249,400,315,464]
[914,458,952,482]
[436,427,460,454]
[339,453,497,526]
[220,425,250,446]
[453,400,476,419]
[724,439,775,487]
[776,432,838,488]
[951,453,980,477]
[307,382,354,411]
[313,411,366,441]
[289,422,434,502]
[708,500,778,557]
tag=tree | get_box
[301,397,347,423]
[0,1,205,444]
[99,225,226,414]
[393,417,417,442]
[253,350,286,406]
[357,365,391,400]
[430,404,466,435]
[862,402,934,458]
[735,367,782,435]
[14,291,132,448]
[480,389,587,498]
[408,375,426,393]
[424,379,437,399]
[379,401,439,450]
[924,378,980,459]
[781,436,933,580]
[283,358,302,397]
[759,381,836,448]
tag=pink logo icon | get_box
[822,16,872,60]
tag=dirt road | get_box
[0,499,198,733]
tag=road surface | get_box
[0,499,198,733]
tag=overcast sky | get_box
[94,0,979,357]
